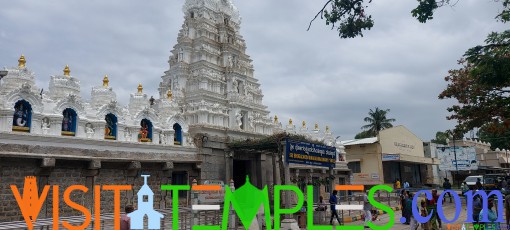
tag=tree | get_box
[354,130,374,139]
[439,29,510,135]
[360,107,396,136]
[308,0,509,38]
[431,131,449,145]
[478,123,510,150]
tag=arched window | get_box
[173,123,182,145]
[12,100,32,132]
[138,119,153,142]
[105,113,118,140]
[61,108,77,136]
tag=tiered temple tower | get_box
[158,0,273,139]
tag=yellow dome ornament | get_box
[137,83,143,93]
[289,118,293,125]
[103,75,109,88]
[302,121,306,128]
[63,65,71,77]
[18,55,26,68]
[274,115,278,124]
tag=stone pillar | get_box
[182,132,188,146]
[225,151,233,184]
[0,109,14,132]
[191,179,199,226]
[229,179,236,229]
[161,161,173,209]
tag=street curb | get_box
[341,206,401,223]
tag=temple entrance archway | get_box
[233,159,251,189]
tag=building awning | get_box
[382,153,438,165]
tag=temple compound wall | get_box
[0,132,199,222]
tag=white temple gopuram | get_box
[0,0,349,222]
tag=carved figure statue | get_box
[105,116,114,136]
[62,111,73,132]
[248,114,254,129]
[232,80,239,93]
[13,103,28,127]
[183,23,189,37]
[42,117,50,129]
[235,111,243,129]
[160,133,167,145]
[138,121,149,140]
[86,123,95,138]
[227,56,233,67]
[124,128,132,141]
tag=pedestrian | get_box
[461,182,469,195]
[120,205,134,230]
[363,190,372,228]
[407,192,419,230]
[502,178,508,190]
[420,199,431,230]
[426,189,440,229]
[329,190,342,225]
[403,191,412,225]
[316,196,326,211]
[476,178,483,190]
[404,181,410,189]
[478,199,500,230]
[505,193,510,228]
[472,193,482,223]
[399,189,406,219]
[443,178,452,203]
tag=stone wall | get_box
[0,158,198,222]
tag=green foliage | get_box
[478,123,510,150]
[431,131,449,145]
[360,107,396,136]
[439,30,510,134]
[311,0,507,39]
[354,130,374,139]
[308,0,374,38]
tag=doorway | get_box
[233,160,251,189]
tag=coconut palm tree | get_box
[361,107,396,136]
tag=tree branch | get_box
[307,0,334,31]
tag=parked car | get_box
[464,175,483,190]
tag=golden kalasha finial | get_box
[326,126,330,132]
[137,83,143,93]
[302,121,306,128]
[18,55,26,68]
[289,118,293,125]
[63,65,70,76]
[274,115,278,123]
[167,89,173,100]
[315,123,319,130]
[103,75,109,88]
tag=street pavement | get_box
[341,198,508,230]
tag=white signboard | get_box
[382,154,400,161]
[436,146,478,171]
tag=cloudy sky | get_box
[0,0,507,141]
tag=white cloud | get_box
[0,0,506,141]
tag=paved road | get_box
[341,199,508,230]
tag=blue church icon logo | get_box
[128,175,164,229]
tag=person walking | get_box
[329,190,342,225]
[478,199,500,230]
[476,178,483,190]
[363,190,372,228]
[505,193,510,228]
[443,178,452,203]
[461,182,469,196]
[120,205,134,230]
[472,193,482,223]
[407,192,419,230]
